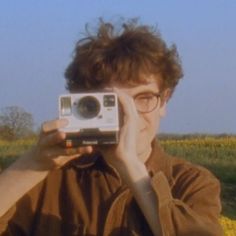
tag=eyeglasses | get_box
[133,92,162,113]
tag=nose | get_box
[138,114,146,131]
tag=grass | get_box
[0,139,36,170]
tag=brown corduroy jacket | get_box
[0,139,223,235]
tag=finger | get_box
[114,88,139,126]
[41,119,68,134]
[53,154,80,167]
[42,146,94,159]
[39,131,66,148]
[114,88,138,119]
[42,147,80,159]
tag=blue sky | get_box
[0,0,235,134]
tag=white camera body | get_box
[59,92,120,147]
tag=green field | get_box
[0,135,236,220]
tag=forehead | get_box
[109,75,161,95]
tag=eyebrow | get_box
[132,89,160,97]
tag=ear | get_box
[159,101,167,117]
[159,89,171,117]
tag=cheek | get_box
[136,114,161,154]
[141,112,161,136]
[149,118,160,138]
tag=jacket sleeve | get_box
[0,206,17,235]
[0,180,45,236]
[151,164,224,236]
[0,195,40,236]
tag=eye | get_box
[135,93,155,101]
[134,92,161,113]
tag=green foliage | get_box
[0,139,36,170]
[0,106,35,141]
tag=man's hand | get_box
[33,118,94,170]
[99,88,141,171]
[0,118,94,218]
[98,88,151,185]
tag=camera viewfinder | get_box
[104,95,116,107]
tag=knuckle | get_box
[54,120,61,129]
[55,131,65,142]
[41,119,61,134]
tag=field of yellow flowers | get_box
[221,215,236,236]
[160,135,236,184]
[0,135,236,234]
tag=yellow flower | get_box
[220,215,236,236]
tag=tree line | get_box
[0,106,36,141]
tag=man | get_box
[0,19,223,235]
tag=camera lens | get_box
[77,96,100,119]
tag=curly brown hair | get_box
[65,18,183,97]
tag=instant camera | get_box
[59,92,120,147]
